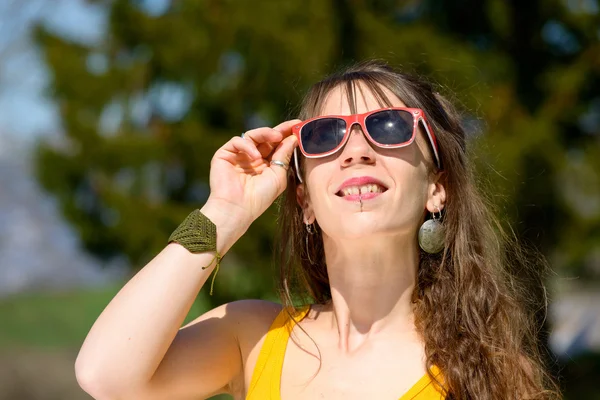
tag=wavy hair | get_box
[275,60,560,399]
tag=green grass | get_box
[0,283,210,349]
[0,285,232,399]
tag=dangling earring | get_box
[305,222,315,264]
[418,205,445,254]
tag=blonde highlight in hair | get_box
[275,60,560,399]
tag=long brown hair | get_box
[275,60,560,399]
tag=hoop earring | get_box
[418,205,445,254]
[305,223,315,264]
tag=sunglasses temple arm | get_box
[420,118,442,170]
[293,147,303,183]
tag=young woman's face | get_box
[297,83,439,240]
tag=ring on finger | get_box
[270,160,289,170]
[241,132,246,139]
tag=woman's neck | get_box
[321,233,420,353]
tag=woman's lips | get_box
[334,176,389,203]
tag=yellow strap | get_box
[399,364,446,400]
[246,306,310,399]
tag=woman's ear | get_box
[426,171,447,212]
[296,183,315,224]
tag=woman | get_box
[75,61,559,399]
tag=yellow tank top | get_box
[246,306,446,399]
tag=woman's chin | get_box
[328,220,397,240]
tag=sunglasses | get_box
[292,107,442,182]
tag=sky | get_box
[0,0,170,141]
[0,1,101,139]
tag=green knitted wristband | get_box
[168,209,222,295]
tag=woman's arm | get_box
[74,121,299,400]
[75,203,254,400]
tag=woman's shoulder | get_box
[224,299,283,326]
[221,299,315,356]
[189,299,283,357]
[221,299,283,345]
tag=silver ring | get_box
[241,132,246,139]
[270,160,289,170]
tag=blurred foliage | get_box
[32,0,600,309]
[561,351,600,399]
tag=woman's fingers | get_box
[217,118,302,174]
[242,119,301,145]
[243,129,281,159]
[268,134,298,186]
[243,119,302,158]
[219,136,261,160]
[273,119,302,134]
[242,127,283,146]
[256,142,275,159]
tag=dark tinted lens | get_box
[300,118,347,154]
[365,110,414,145]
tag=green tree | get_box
[34,0,600,310]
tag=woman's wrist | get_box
[199,199,252,255]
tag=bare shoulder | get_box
[222,299,283,348]
[223,298,283,320]
[184,299,281,346]
[221,299,282,335]
[183,297,280,322]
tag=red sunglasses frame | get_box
[291,107,442,182]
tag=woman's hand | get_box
[204,119,301,229]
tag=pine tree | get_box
[34,0,600,309]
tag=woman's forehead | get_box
[319,81,407,116]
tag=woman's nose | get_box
[339,125,376,167]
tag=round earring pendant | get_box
[418,219,445,254]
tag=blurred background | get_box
[0,0,599,398]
